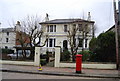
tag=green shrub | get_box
[78,51,93,61]
[40,59,47,66]
[89,31,117,62]
[2,49,14,54]
[60,50,71,61]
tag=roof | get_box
[0,28,15,32]
[106,25,115,32]
[40,19,95,24]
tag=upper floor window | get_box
[54,25,56,32]
[6,38,8,42]
[7,32,9,36]
[64,25,67,32]
[73,24,76,27]
[78,24,83,31]
[50,25,53,32]
[47,25,56,32]
[85,24,88,28]
[47,25,49,32]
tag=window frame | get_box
[50,25,53,32]
[6,32,9,36]
[5,46,8,49]
[48,38,56,47]
[85,39,88,48]
[78,38,83,47]
[47,25,56,32]
[6,38,8,42]
[47,25,49,32]
[64,25,67,32]
[78,24,83,31]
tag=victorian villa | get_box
[39,13,95,53]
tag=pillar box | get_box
[76,54,82,73]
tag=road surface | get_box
[2,72,119,81]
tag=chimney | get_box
[45,13,49,21]
[87,12,91,21]
[16,21,21,26]
[15,21,21,31]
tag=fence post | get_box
[34,47,41,66]
[55,46,61,67]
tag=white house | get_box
[0,21,23,50]
[0,28,16,50]
[39,14,95,54]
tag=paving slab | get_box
[1,64,120,79]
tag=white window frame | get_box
[64,25,67,32]
[47,38,56,47]
[47,25,56,32]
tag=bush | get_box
[78,51,93,61]
[60,50,71,61]
[89,31,117,62]
[40,59,47,66]
[2,49,14,54]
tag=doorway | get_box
[63,40,68,50]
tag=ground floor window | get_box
[85,39,88,48]
[5,46,8,49]
[78,38,83,47]
[47,38,56,47]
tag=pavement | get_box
[1,64,120,79]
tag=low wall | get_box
[59,63,116,69]
[0,60,116,69]
[0,60,34,66]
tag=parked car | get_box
[7,50,30,59]
[7,53,23,59]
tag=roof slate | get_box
[0,28,15,32]
[40,19,95,24]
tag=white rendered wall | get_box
[0,32,16,49]
[34,47,41,66]
[54,47,61,67]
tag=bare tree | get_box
[67,24,79,61]
[15,30,29,59]
[14,15,48,59]
[20,15,48,47]
[81,23,91,51]
[67,22,94,61]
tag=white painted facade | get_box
[0,28,16,50]
[40,19,95,53]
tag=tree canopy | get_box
[89,31,119,62]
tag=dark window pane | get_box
[54,25,56,32]
[6,38,8,42]
[5,46,8,49]
[47,25,49,32]
[49,39,53,47]
[64,25,67,32]
[7,32,9,36]
[85,39,88,48]
[78,38,83,47]
[63,40,68,50]
[73,24,76,27]
[78,24,82,31]
[50,25,53,32]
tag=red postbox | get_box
[76,54,82,73]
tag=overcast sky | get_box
[0,0,117,36]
